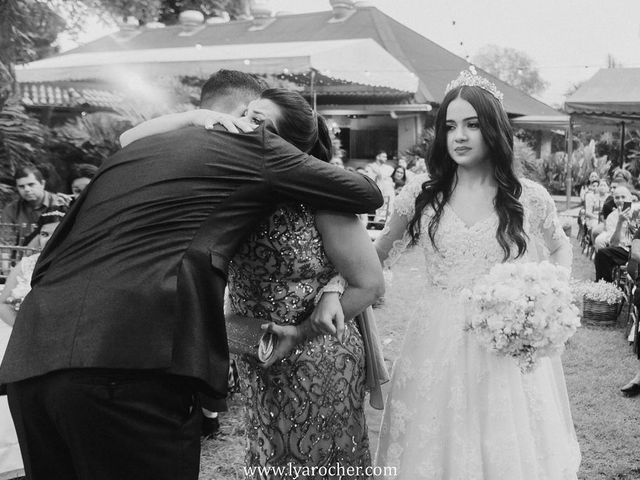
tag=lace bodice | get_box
[377,175,571,291]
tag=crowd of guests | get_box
[326,148,427,231]
[577,168,640,397]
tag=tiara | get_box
[445,66,504,104]
[40,211,65,219]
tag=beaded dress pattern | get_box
[227,204,370,478]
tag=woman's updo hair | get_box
[23,204,68,246]
[260,88,332,162]
[37,205,68,229]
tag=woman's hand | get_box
[258,321,309,368]
[192,109,256,134]
[309,292,345,342]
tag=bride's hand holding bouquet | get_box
[462,261,581,373]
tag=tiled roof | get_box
[277,71,414,103]
[19,82,124,110]
[37,7,561,116]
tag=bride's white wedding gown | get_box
[374,175,581,480]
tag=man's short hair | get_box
[13,165,44,184]
[200,70,267,107]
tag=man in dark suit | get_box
[0,70,382,480]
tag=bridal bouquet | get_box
[462,261,581,373]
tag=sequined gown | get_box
[374,175,581,480]
[227,204,371,478]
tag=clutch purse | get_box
[226,314,277,363]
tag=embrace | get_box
[0,69,581,480]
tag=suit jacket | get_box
[0,124,382,398]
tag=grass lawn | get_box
[200,225,640,479]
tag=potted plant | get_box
[573,280,625,326]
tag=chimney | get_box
[249,0,275,30]
[329,0,356,22]
[178,10,205,36]
[179,10,205,26]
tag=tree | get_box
[0,0,67,108]
[55,0,249,27]
[472,44,547,96]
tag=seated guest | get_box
[594,186,637,251]
[594,186,639,281]
[579,171,600,204]
[601,169,635,221]
[584,179,603,229]
[621,234,640,397]
[1,165,69,226]
[68,163,98,197]
[391,166,407,194]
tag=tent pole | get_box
[620,121,626,167]
[566,116,573,210]
[310,69,317,110]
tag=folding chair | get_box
[0,223,37,246]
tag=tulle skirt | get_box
[0,322,23,479]
[375,289,581,480]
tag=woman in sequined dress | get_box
[120,88,384,478]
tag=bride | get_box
[321,70,581,479]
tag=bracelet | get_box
[314,275,347,305]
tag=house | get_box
[16,0,563,162]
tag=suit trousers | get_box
[594,245,629,282]
[7,368,202,480]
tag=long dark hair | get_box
[391,166,407,188]
[260,88,331,161]
[407,85,527,261]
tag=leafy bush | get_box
[538,139,610,195]
[0,101,48,179]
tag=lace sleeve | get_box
[392,173,428,218]
[374,174,427,270]
[522,179,572,267]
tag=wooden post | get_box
[620,121,626,167]
[566,117,573,210]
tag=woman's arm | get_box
[119,110,255,148]
[312,212,385,339]
[0,261,22,327]
[537,189,572,270]
[260,213,383,367]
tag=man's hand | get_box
[309,292,345,342]
[193,109,256,134]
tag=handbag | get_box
[225,314,277,363]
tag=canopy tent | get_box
[16,38,419,95]
[564,68,640,124]
[511,115,570,130]
[561,68,640,206]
